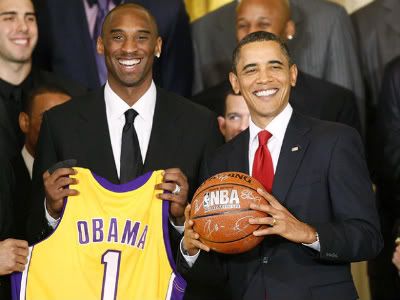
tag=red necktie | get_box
[252,130,274,193]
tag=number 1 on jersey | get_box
[101,250,122,300]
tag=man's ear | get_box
[97,36,104,55]
[289,64,298,87]
[19,112,30,134]
[285,19,296,41]
[229,72,240,95]
[217,116,227,138]
[154,37,162,58]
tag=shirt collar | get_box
[104,81,157,122]
[21,145,34,179]
[249,103,293,145]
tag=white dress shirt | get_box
[182,104,319,266]
[21,145,34,179]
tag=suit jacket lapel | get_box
[143,88,180,171]
[272,112,310,205]
[76,88,118,182]
[228,129,249,174]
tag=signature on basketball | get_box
[193,199,201,214]
[204,219,224,237]
[233,216,251,232]
[241,189,261,204]
[214,174,229,182]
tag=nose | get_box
[121,38,138,54]
[256,67,272,84]
[16,17,29,33]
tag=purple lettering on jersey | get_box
[121,221,140,246]
[77,221,89,244]
[137,225,148,249]
[108,218,118,243]
[93,218,104,242]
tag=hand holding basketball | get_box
[183,204,210,256]
[249,188,317,244]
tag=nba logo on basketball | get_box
[203,189,240,212]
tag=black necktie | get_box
[120,109,143,183]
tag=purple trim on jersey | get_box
[162,201,186,300]
[11,271,22,300]
[92,171,153,192]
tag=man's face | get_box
[229,40,297,128]
[20,92,70,156]
[0,0,37,65]
[97,7,162,90]
[236,0,291,41]
[218,94,250,142]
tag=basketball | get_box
[190,171,268,254]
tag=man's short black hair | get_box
[232,31,293,74]
[222,88,241,116]
[23,84,71,115]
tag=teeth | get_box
[118,59,140,66]
[13,39,28,45]
[254,89,277,97]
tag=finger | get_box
[157,192,186,204]
[44,167,76,181]
[15,254,28,265]
[192,240,210,252]
[155,182,178,193]
[249,202,280,216]
[54,177,78,189]
[14,262,26,273]
[12,240,28,249]
[184,204,191,221]
[253,226,277,236]
[257,188,283,209]
[249,216,276,226]
[15,247,29,258]
[185,220,194,231]
[163,168,183,175]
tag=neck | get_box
[0,60,31,85]
[25,143,35,158]
[108,78,152,107]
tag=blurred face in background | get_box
[218,93,250,141]
[236,0,294,41]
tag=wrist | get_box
[304,225,318,244]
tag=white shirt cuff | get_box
[169,218,184,234]
[302,240,321,252]
[44,199,60,229]
[180,238,200,267]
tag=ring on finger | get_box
[172,184,181,195]
[271,217,277,227]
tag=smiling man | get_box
[28,3,221,253]
[179,31,382,300]
[0,0,85,161]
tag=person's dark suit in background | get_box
[191,0,365,128]
[0,157,29,300]
[374,56,400,300]
[28,4,222,248]
[179,31,381,300]
[33,0,193,97]
[11,85,71,240]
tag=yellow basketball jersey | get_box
[12,168,186,300]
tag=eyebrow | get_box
[0,11,36,17]
[110,29,151,34]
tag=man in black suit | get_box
[28,4,221,245]
[33,0,193,97]
[375,56,400,300]
[179,31,382,300]
[11,84,71,239]
[192,0,361,134]
[0,157,29,300]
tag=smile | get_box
[118,58,141,67]
[253,89,278,97]
[11,38,29,46]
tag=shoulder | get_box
[351,1,380,23]
[384,56,400,80]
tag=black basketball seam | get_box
[191,208,259,220]
[192,182,260,201]
[199,224,263,243]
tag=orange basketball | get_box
[190,171,268,254]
